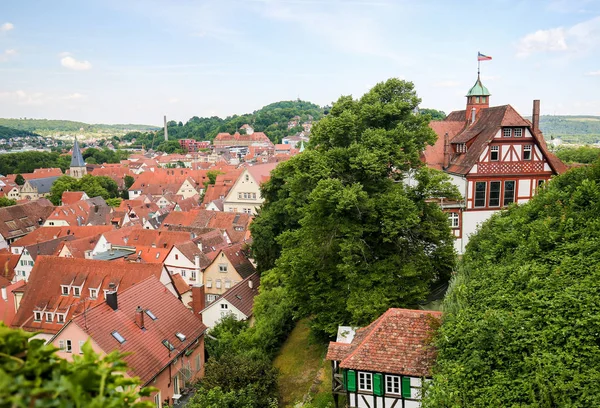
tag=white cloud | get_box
[0,49,17,62]
[516,16,600,57]
[586,70,600,76]
[61,55,92,70]
[0,90,87,105]
[434,80,461,88]
[0,22,14,32]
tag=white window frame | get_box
[58,340,65,350]
[206,279,212,288]
[514,128,523,137]
[358,372,373,392]
[195,354,201,372]
[56,313,65,324]
[154,392,161,408]
[221,303,228,310]
[490,146,499,161]
[219,264,227,273]
[79,340,85,354]
[503,128,512,138]
[386,375,401,395]
[45,312,54,322]
[66,340,72,353]
[89,288,98,299]
[73,287,81,297]
[34,311,42,322]
[225,280,231,289]
[448,213,459,229]
[191,270,197,281]
[216,279,222,289]
[523,145,532,161]
[61,285,70,296]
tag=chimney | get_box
[135,306,145,329]
[471,107,476,124]
[106,291,118,311]
[191,284,205,322]
[443,132,450,170]
[532,99,540,133]
[1,286,7,301]
[248,278,253,289]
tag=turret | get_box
[465,75,490,123]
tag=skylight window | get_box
[112,331,126,344]
[145,310,157,320]
[162,339,175,351]
[175,332,186,342]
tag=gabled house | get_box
[43,197,111,227]
[0,200,54,250]
[61,191,89,205]
[10,256,176,341]
[421,75,567,253]
[10,225,113,255]
[20,176,60,200]
[201,272,259,329]
[164,241,211,286]
[13,236,77,282]
[223,162,279,215]
[327,308,441,408]
[203,243,255,304]
[49,276,207,406]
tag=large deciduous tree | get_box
[424,160,600,408]
[251,78,459,338]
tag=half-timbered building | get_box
[422,75,567,253]
[327,308,441,408]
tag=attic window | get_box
[61,285,70,296]
[162,339,175,351]
[34,311,42,322]
[89,288,98,299]
[145,309,157,320]
[175,332,186,342]
[112,331,126,344]
[514,128,523,137]
[73,287,81,297]
[503,128,512,138]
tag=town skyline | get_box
[1,0,599,125]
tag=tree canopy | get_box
[0,197,16,208]
[0,324,153,407]
[251,78,459,338]
[419,108,446,121]
[0,151,71,175]
[49,175,119,205]
[424,159,600,408]
[555,145,600,164]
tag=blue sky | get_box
[0,0,599,125]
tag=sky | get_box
[0,0,599,125]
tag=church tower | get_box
[465,75,490,122]
[70,137,87,179]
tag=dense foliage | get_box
[0,118,156,134]
[82,148,130,164]
[0,125,40,140]
[425,159,600,407]
[251,79,459,339]
[0,151,71,174]
[555,145,600,164]
[0,324,153,407]
[120,100,323,148]
[49,175,119,205]
[0,197,16,207]
[419,108,446,121]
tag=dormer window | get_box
[56,313,65,324]
[514,128,522,137]
[503,128,512,138]
[89,288,98,299]
[46,312,54,322]
[455,143,467,154]
[34,311,42,322]
[61,285,70,296]
[73,287,81,297]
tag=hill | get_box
[0,118,159,140]
[536,115,600,144]
[0,125,41,140]
[121,99,325,149]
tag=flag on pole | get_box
[478,52,492,61]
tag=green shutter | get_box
[401,376,412,399]
[373,373,384,396]
[347,370,356,392]
[343,369,347,390]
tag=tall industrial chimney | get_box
[164,115,168,141]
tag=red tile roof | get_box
[327,308,441,377]
[219,243,255,279]
[12,256,166,334]
[70,276,206,385]
[215,273,259,317]
[61,191,87,205]
[246,162,280,185]
[0,253,19,282]
[171,273,191,295]
[12,226,113,248]
[0,200,54,242]
[0,280,26,326]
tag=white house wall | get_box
[202,299,246,329]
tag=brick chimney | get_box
[532,99,540,133]
[191,284,205,323]
[135,306,145,329]
[106,291,118,311]
[443,132,450,170]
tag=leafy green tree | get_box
[419,108,446,121]
[14,174,25,186]
[124,175,135,190]
[156,140,184,154]
[106,198,122,208]
[0,324,153,407]
[49,175,119,205]
[0,197,17,207]
[424,159,600,408]
[251,78,459,338]
[555,145,600,164]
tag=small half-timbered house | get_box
[327,308,441,408]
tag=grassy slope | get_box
[274,319,338,408]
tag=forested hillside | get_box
[537,115,600,144]
[425,160,600,407]
[121,100,324,149]
[0,125,41,140]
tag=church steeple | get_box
[465,74,490,122]
[70,137,87,179]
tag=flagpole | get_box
[477,51,480,76]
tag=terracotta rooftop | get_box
[326,308,441,377]
[70,276,206,385]
[61,191,88,205]
[219,243,255,279]
[0,253,19,283]
[171,273,191,295]
[0,200,55,242]
[12,225,113,248]
[210,272,259,317]
[12,256,166,334]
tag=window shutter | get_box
[401,376,412,399]
[373,373,384,396]
[346,369,356,392]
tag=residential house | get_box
[203,243,255,304]
[49,276,207,406]
[0,180,21,201]
[10,225,113,255]
[61,191,89,205]
[13,236,77,282]
[20,176,59,200]
[43,197,111,227]
[201,272,259,329]
[0,279,26,326]
[327,308,441,408]
[223,162,279,214]
[0,200,54,249]
[282,132,310,148]
[164,241,211,286]
[10,256,176,341]
[421,75,567,253]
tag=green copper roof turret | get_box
[466,75,491,97]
